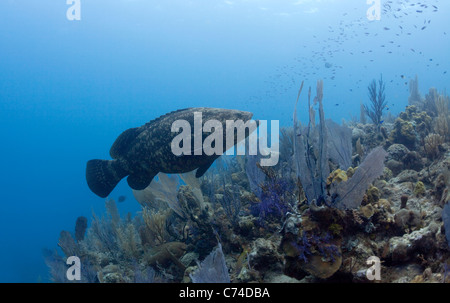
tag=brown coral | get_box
[388,118,416,149]
[142,208,171,246]
[144,242,187,270]
[400,195,408,209]
[424,133,443,159]
[302,252,342,279]
[75,216,88,242]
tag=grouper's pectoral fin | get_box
[127,170,157,190]
[195,158,216,178]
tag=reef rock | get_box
[264,272,301,283]
[389,118,416,149]
[392,170,419,184]
[352,128,366,145]
[248,238,283,274]
[386,160,403,176]
[387,223,439,262]
[403,151,424,171]
[387,144,410,162]
[302,252,342,280]
[394,209,422,230]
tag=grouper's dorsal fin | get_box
[143,108,193,128]
[110,127,144,159]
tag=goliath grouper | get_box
[86,107,256,198]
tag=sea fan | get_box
[325,119,352,170]
[293,81,329,203]
[190,243,230,283]
[133,173,185,218]
[331,146,387,209]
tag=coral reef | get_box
[389,117,417,149]
[46,79,450,284]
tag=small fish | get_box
[380,120,384,124]
[118,195,126,203]
[335,103,339,106]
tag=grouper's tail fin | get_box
[86,159,128,198]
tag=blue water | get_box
[0,0,448,282]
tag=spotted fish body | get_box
[86,107,254,198]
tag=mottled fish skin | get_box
[137,108,252,172]
[86,107,255,198]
